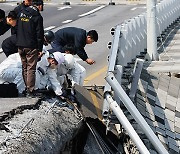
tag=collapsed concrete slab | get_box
[0,98,40,121]
[0,98,83,154]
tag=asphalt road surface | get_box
[0,2,146,84]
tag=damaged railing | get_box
[103,0,180,153]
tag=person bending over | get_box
[51,27,98,65]
[0,10,17,36]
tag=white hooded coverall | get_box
[57,54,86,87]
[0,52,64,96]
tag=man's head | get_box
[24,0,33,5]
[63,44,75,55]
[86,30,98,44]
[32,0,44,11]
[44,30,55,46]
[6,11,17,27]
[47,52,65,69]
[0,9,5,22]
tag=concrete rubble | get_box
[0,98,83,154]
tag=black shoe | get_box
[26,92,34,98]
[22,89,27,96]
[26,90,42,98]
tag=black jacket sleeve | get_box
[74,30,88,61]
[0,18,11,36]
[35,15,44,51]
[11,4,25,35]
[76,48,88,61]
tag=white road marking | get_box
[131,7,137,11]
[44,26,56,31]
[79,5,106,17]
[2,3,17,6]
[0,48,3,53]
[62,20,72,24]
[141,7,146,9]
[57,6,71,10]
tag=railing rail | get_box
[103,0,180,153]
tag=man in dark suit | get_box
[0,10,17,36]
[51,27,98,65]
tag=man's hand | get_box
[37,51,43,61]
[38,51,43,58]
[86,58,95,65]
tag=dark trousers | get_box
[18,48,38,92]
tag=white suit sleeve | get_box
[47,68,63,96]
[69,62,86,86]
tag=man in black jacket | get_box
[16,2,44,97]
[51,27,98,65]
[11,0,33,35]
[0,10,17,36]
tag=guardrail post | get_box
[63,0,70,5]
[129,58,144,101]
[147,0,159,61]
[109,0,115,5]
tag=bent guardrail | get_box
[103,0,180,153]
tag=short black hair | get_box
[63,44,76,55]
[32,0,44,6]
[7,11,17,20]
[0,9,5,19]
[87,30,98,42]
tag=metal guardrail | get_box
[106,0,180,68]
[103,0,180,153]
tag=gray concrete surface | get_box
[0,98,39,118]
[0,98,83,153]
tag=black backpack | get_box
[0,82,18,98]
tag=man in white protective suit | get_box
[0,53,22,91]
[0,51,65,97]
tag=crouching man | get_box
[36,51,65,97]
[0,52,65,98]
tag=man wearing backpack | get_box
[16,0,44,97]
